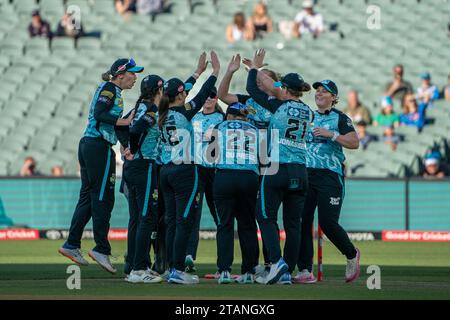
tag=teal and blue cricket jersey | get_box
[129,102,160,161]
[84,82,123,145]
[306,108,356,176]
[192,111,224,167]
[159,75,218,165]
[237,94,273,129]
[246,69,314,165]
[269,100,314,164]
[214,120,259,175]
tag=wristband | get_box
[331,132,340,142]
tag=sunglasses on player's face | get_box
[116,58,136,73]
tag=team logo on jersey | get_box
[347,118,354,128]
[330,197,341,206]
[117,98,124,108]
[228,122,242,129]
[184,103,192,111]
[152,189,158,201]
[110,173,116,185]
[287,107,300,117]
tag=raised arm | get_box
[218,54,241,105]
[244,49,282,113]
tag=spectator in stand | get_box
[51,166,64,177]
[422,155,447,179]
[55,12,85,40]
[292,0,324,39]
[355,121,377,151]
[442,75,450,101]
[381,125,401,152]
[115,0,137,18]
[373,96,399,128]
[400,94,425,132]
[248,2,273,40]
[20,157,41,177]
[226,12,253,43]
[416,72,440,112]
[342,90,372,124]
[384,64,413,106]
[137,0,163,20]
[28,10,52,39]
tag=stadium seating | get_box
[0,0,448,176]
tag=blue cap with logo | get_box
[163,78,194,98]
[110,58,144,77]
[274,73,306,91]
[313,79,338,96]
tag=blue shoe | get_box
[168,269,199,285]
[277,272,292,285]
[218,271,232,284]
[266,258,289,285]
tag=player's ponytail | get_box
[300,82,311,93]
[102,71,113,82]
[133,93,145,115]
[158,94,170,129]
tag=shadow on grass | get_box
[1,264,449,300]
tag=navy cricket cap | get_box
[226,102,247,117]
[141,74,164,94]
[274,73,305,91]
[209,86,218,99]
[110,58,144,77]
[163,78,194,98]
[313,79,338,96]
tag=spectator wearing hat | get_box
[399,93,425,132]
[226,12,254,43]
[55,12,85,40]
[385,64,413,105]
[58,58,144,274]
[342,90,372,125]
[422,156,447,179]
[416,72,440,112]
[382,125,401,151]
[373,96,400,128]
[28,10,52,39]
[292,0,324,39]
[356,121,377,151]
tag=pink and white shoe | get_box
[345,248,360,283]
[293,270,317,284]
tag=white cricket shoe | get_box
[126,270,163,284]
[58,247,89,266]
[88,250,117,274]
[265,258,288,285]
[345,248,361,283]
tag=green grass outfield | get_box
[0,240,449,300]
